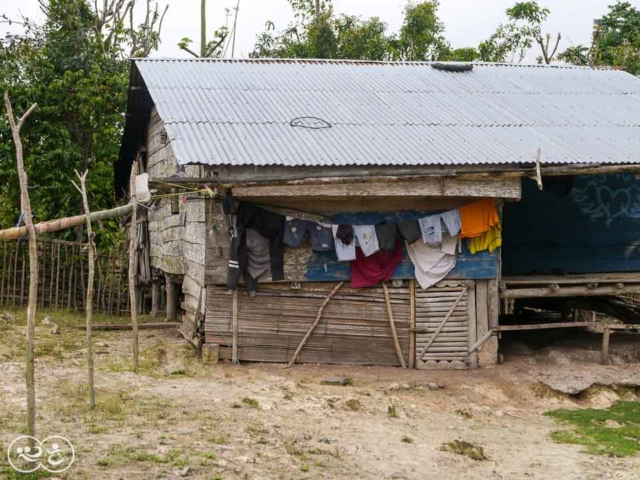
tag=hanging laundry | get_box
[397,219,421,244]
[332,225,356,261]
[336,224,354,245]
[460,198,499,239]
[226,201,285,293]
[351,241,403,288]
[354,225,380,257]
[375,223,397,251]
[310,223,335,252]
[245,228,271,280]
[284,218,311,248]
[469,224,502,254]
[406,235,458,290]
[440,209,461,237]
[418,215,442,244]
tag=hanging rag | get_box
[336,224,354,245]
[407,239,458,290]
[284,218,311,248]
[351,241,403,288]
[440,209,461,237]
[332,225,356,262]
[397,219,421,244]
[460,198,499,239]
[418,215,442,245]
[375,223,398,251]
[354,225,380,257]
[469,224,503,254]
[310,222,335,252]
[226,201,285,293]
[245,228,271,280]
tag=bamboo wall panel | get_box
[415,281,473,369]
[0,239,128,315]
[205,282,411,366]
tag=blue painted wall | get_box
[503,174,640,275]
[297,210,499,281]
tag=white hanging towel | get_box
[135,173,151,204]
[354,225,380,257]
[332,225,356,262]
[407,239,458,290]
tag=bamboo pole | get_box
[287,282,344,367]
[0,204,133,242]
[12,242,18,307]
[128,162,139,372]
[48,242,55,309]
[72,170,96,409]
[383,282,406,368]
[5,91,38,442]
[409,279,416,369]
[55,243,61,309]
[232,289,239,364]
[0,242,6,307]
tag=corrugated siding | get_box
[205,282,410,366]
[133,58,640,167]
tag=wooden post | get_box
[601,328,611,365]
[287,282,344,367]
[383,282,406,368]
[48,242,55,308]
[0,242,6,307]
[232,289,239,364]
[5,91,38,441]
[72,170,96,409]
[409,279,416,369]
[166,279,179,321]
[128,162,139,372]
[150,276,161,319]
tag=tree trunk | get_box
[73,170,96,409]
[4,91,38,441]
[129,162,139,372]
[201,0,207,57]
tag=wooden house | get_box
[116,59,640,369]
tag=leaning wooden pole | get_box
[5,91,38,440]
[383,282,407,368]
[287,282,344,367]
[72,170,96,409]
[129,162,139,372]
[0,204,133,242]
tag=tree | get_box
[478,1,560,64]
[251,0,451,62]
[390,1,450,61]
[593,2,640,74]
[0,0,164,239]
[178,0,231,58]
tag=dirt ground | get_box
[1,312,640,479]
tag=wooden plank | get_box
[495,322,590,331]
[500,284,640,299]
[601,328,611,365]
[503,272,640,286]
[233,177,521,199]
[232,289,238,363]
[488,278,500,329]
[475,280,489,338]
[76,322,180,331]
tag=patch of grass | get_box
[241,397,260,409]
[456,408,473,419]
[440,440,487,461]
[344,398,362,412]
[546,401,640,457]
[300,464,310,472]
[0,467,55,479]
[88,424,109,434]
[208,434,229,445]
[388,404,399,418]
[401,435,414,444]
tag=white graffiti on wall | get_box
[572,174,640,228]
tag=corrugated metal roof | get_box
[132,58,640,167]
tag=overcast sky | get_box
[2,0,614,59]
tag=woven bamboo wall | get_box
[205,282,411,366]
[0,239,129,315]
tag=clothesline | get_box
[222,193,502,293]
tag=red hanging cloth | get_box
[350,241,403,288]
